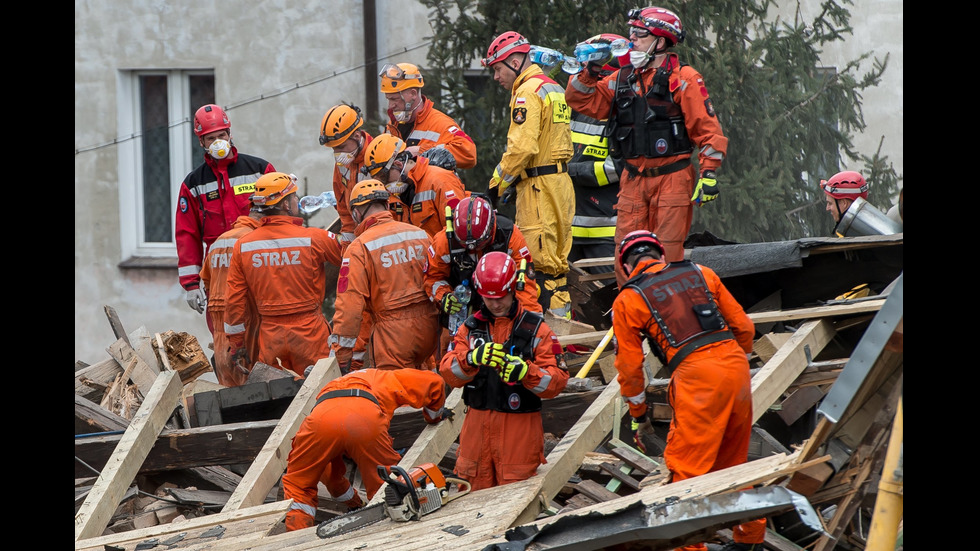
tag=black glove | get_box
[427,406,455,424]
[631,414,654,455]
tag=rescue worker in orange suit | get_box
[319,102,375,245]
[177,104,276,317]
[565,7,729,287]
[424,195,541,363]
[380,62,477,170]
[282,368,453,531]
[361,133,468,238]
[611,231,764,551]
[224,172,343,377]
[199,206,264,386]
[439,252,569,491]
[329,180,441,371]
[567,34,629,276]
[483,31,576,319]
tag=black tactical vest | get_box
[607,65,693,160]
[461,310,543,413]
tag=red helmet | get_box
[820,170,869,200]
[193,104,231,137]
[483,31,531,68]
[587,33,630,70]
[618,230,665,271]
[453,196,497,251]
[628,7,685,45]
[473,251,518,299]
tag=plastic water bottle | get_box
[299,191,337,214]
[448,279,472,336]
[528,46,565,69]
[610,38,632,57]
[573,42,612,63]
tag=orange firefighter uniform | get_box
[332,133,374,245]
[439,303,569,491]
[199,215,261,386]
[386,95,477,170]
[392,155,468,238]
[566,53,728,285]
[612,257,765,545]
[329,210,440,371]
[490,63,575,316]
[224,215,343,377]
[282,368,449,531]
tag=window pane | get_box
[189,75,216,166]
[139,75,172,243]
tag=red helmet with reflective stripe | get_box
[820,170,869,200]
[453,196,497,252]
[473,251,518,299]
[194,104,231,137]
[483,31,531,68]
[618,230,665,271]
[628,7,685,45]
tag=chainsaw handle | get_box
[380,465,420,512]
[442,477,472,505]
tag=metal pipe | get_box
[574,327,615,379]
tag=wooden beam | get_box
[75,370,182,541]
[748,299,884,325]
[106,338,159,399]
[512,380,625,525]
[751,319,835,423]
[104,305,130,346]
[221,356,341,512]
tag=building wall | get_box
[74,1,902,363]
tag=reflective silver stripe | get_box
[334,336,357,348]
[570,76,595,94]
[532,372,551,394]
[241,237,311,252]
[549,304,572,317]
[537,82,565,100]
[625,391,646,405]
[179,265,202,277]
[327,334,339,347]
[678,80,688,92]
[450,357,474,381]
[439,253,451,263]
[431,280,450,298]
[413,189,436,203]
[188,181,219,198]
[289,501,318,517]
[573,215,617,227]
[333,486,356,501]
[408,129,441,144]
[228,172,263,188]
[363,229,428,251]
[224,322,245,335]
[352,351,365,361]
[210,237,238,250]
[494,163,519,184]
[341,232,356,242]
[700,144,724,161]
[570,119,605,135]
[602,156,620,184]
[424,406,440,418]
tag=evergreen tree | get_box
[419,0,901,242]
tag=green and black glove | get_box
[630,414,655,455]
[690,170,719,206]
[499,354,529,384]
[467,342,506,370]
[441,293,463,315]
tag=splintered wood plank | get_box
[751,319,835,423]
[607,439,661,475]
[104,305,130,346]
[221,357,341,512]
[747,299,885,325]
[75,371,182,541]
[106,338,159,400]
[573,479,622,502]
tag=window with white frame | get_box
[118,70,214,261]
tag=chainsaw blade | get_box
[316,503,387,539]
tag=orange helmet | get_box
[319,103,363,148]
[482,31,531,67]
[473,252,518,299]
[362,134,408,177]
[618,230,665,271]
[251,172,298,208]
[627,7,685,45]
[379,63,425,93]
[453,196,497,251]
[348,179,390,210]
[820,170,869,200]
[193,104,230,137]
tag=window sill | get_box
[118,256,179,269]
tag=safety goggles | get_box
[628,26,652,39]
[379,63,423,83]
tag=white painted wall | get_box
[75,1,902,364]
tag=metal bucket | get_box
[835,197,904,237]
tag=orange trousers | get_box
[454,408,545,491]
[282,396,400,531]
[667,348,766,549]
[257,310,332,377]
[369,302,440,370]
[613,166,695,286]
[207,308,256,387]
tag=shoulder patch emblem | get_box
[513,107,527,125]
[704,98,716,118]
[179,197,188,213]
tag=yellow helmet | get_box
[379,63,424,93]
[251,172,298,208]
[361,134,407,177]
[319,103,363,148]
[349,179,390,209]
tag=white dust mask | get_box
[208,139,231,160]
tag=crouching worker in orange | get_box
[224,172,343,377]
[282,368,453,531]
[611,231,765,551]
[439,252,569,491]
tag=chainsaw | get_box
[316,463,471,539]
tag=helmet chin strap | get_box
[506,54,527,79]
